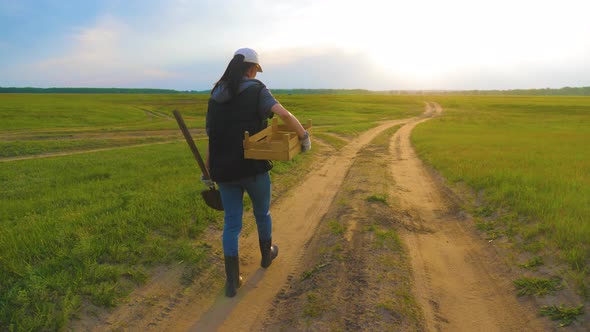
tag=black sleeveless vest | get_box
[206,81,273,182]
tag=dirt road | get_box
[389,103,548,331]
[82,102,552,331]
[187,118,413,331]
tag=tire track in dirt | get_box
[184,117,417,331]
[260,121,424,331]
[389,102,550,331]
[0,140,186,162]
[140,108,174,120]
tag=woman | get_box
[205,48,311,297]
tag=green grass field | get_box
[0,94,423,159]
[1,142,221,330]
[0,94,206,131]
[4,93,588,329]
[412,96,590,293]
[0,93,424,330]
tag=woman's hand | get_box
[201,175,215,188]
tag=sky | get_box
[1,0,590,91]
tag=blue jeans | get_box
[217,172,272,257]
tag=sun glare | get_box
[275,0,590,88]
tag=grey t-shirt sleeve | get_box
[258,87,279,119]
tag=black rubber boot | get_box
[224,256,243,297]
[259,239,279,268]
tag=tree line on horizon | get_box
[0,87,192,94]
[1,86,590,96]
[450,86,590,96]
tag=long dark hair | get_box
[213,54,256,97]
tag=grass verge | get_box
[412,96,590,295]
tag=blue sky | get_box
[1,0,590,90]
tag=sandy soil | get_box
[72,102,567,331]
[261,116,424,331]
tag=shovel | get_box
[172,110,223,211]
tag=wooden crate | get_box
[243,118,312,161]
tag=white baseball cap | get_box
[234,47,263,72]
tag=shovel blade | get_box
[201,188,223,211]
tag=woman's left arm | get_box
[270,103,306,139]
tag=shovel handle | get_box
[172,110,212,180]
